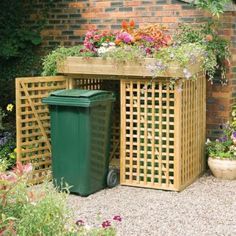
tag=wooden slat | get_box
[57,57,202,78]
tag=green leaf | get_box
[31,36,42,45]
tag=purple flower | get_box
[141,35,154,43]
[232,131,236,139]
[102,220,111,228]
[155,61,167,71]
[0,137,8,146]
[219,136,227,142]
[76,219,85,227]
[116,32,133,44]
[113,215,122,222]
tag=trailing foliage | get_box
[101,45,146,63]
[174,22,230,83]
[42,45,96,76]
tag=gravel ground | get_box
[68,172,236,236]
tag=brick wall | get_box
[24,0,236,139]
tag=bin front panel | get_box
[50,106,91,195]
[50,101,113,196]
[120,79,176,190]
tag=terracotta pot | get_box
[208,157,236,180]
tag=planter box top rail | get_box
[57,57,203,79]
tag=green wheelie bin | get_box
[42,89,115,196]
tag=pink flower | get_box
[14,162,33,176]
[116,32,133,44]
[93,34,101,41]
[85,31,94,39]
[0,172,17,190]
[102,220,111,228]
[113,215,122,222]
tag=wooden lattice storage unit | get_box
[57,57,206,191]
[120,73,206,191]
[16,57,206,189]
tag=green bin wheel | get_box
[107,169,119,188]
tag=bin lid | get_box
[42,89,115,107]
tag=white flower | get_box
[101,43,108,47]
[97,46,116,56]
[109,42,115,46]
[97,47,107,55]
[107,46,116,52]
[205,138,211,144]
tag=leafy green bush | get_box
[0,1,42,59]
[194,0,231,17]
[0,0,51,108]
[0,48,42,109]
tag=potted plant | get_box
[206,120,236,180]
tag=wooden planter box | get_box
[57,56,202,78]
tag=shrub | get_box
[0,163,72,235]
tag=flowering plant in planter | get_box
[42,20,229,85]
[206,122,236,159]
[206,107,236,179]
[83,22,172,58]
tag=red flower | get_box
[102,220,111,228]
[129,20,135,28]
[121,20,128,29]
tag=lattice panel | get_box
[180,73,206,188]
[120,79,176,190]
[120,75,206,191]
[71,76,120,166]
[16,76,67,183]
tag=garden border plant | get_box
[0,162,121,235]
